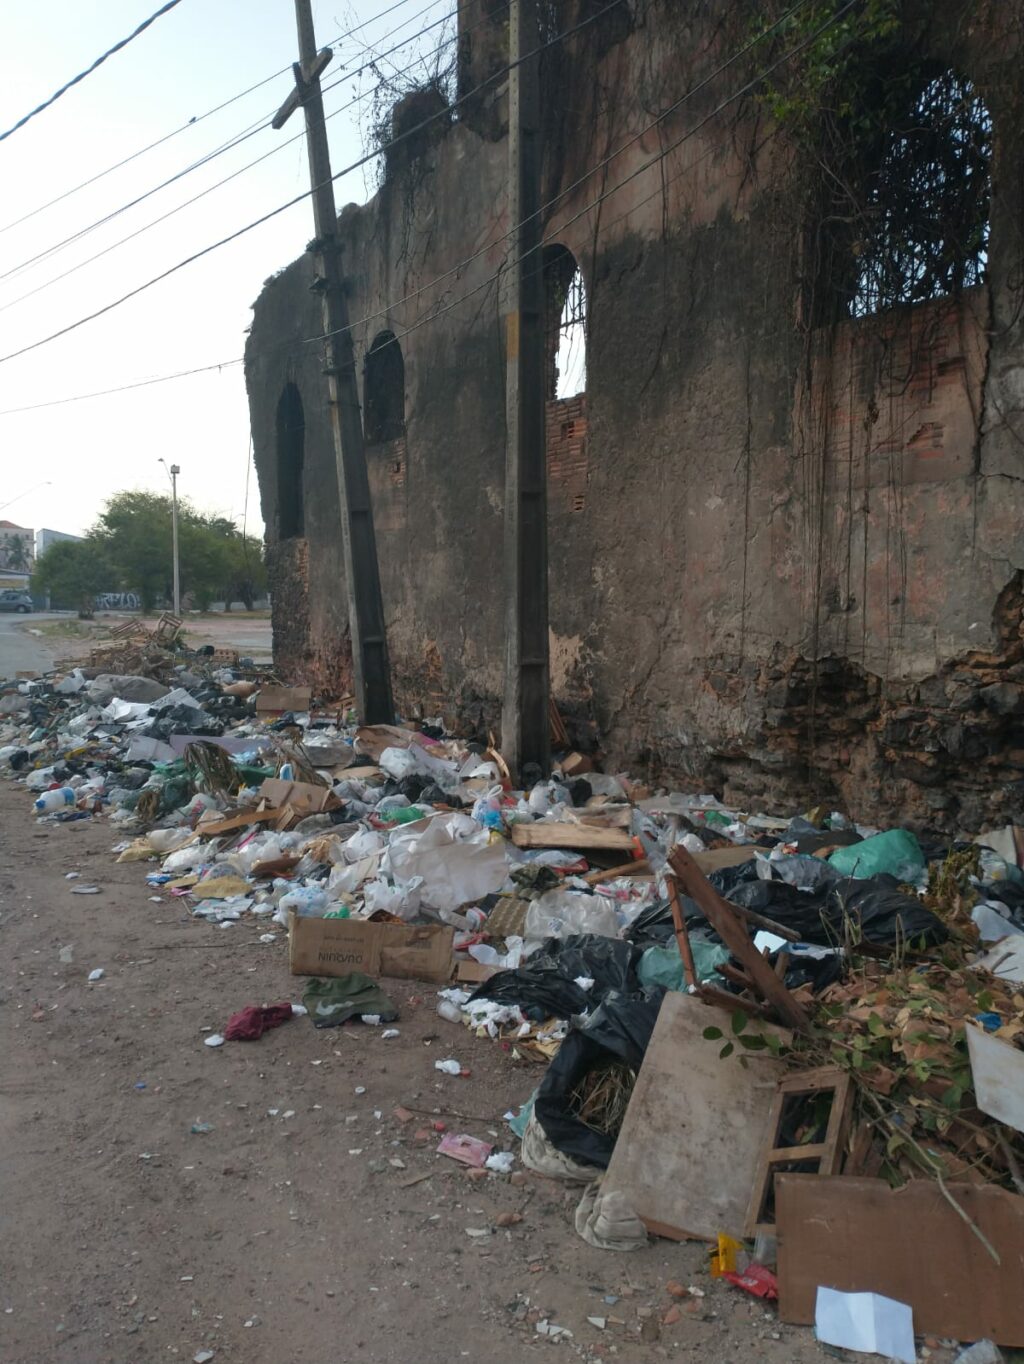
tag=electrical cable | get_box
[308,0,818,350]
[345,0,860,362]
[0,0,433,235]
[0,16,471,314]
[0,0,463,286]
[0,0,627,367]
[0,0,856,408]
[0,0,185,144]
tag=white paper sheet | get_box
[815,1287,915,1364]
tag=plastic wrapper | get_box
[523,888,619,940]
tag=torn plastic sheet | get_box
[387,813,508,910]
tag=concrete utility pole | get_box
[501,0,550,780]
[274,0,394,724]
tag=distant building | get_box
[0,520,34,574]
[35,527,83,557]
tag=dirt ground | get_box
[0,780,963,1364]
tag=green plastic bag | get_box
[638,940,730,992]
[828,828,925,881]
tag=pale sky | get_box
[0,0,455,540]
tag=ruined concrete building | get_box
[245,0,1024,830]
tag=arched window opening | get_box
[849,71,991,317]
[363,331,406,445]
[276,382,305,539]
[543,245,587,400]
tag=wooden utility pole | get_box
[274,0,394,724]
[501,0,550,780]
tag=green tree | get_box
[32,539,113,617]
[92,490,263,612]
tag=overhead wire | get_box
[0,0,627,368]
[0,0,463,286]
[0,0,858,409]
[0,0,435,236]
[0,0,185,144]
[0,12,473,314]
[306,0,818,351]
[371,0,861,360]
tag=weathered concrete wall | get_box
[245,0,1024,830]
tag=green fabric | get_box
[637,939,730,992]
[828,828,925,881]
[302,973,399,1029]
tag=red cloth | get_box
[224,1002,294,1041]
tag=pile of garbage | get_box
[3,653,1024,1357]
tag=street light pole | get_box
[158,458,181,615]
[169,463,180,616]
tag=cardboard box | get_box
[288,911,454,984]
[258,778,339,818]
[256,684,312,713]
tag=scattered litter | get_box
[434,1058,464,1075]
[87,968,105,982]
[203,1034,225,1048]
[814,1288,915,1364]
[438,1133,493,1167]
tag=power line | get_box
[0,0,433,235]
[0,0,185,145]
[0,0,462,286]
[375,0,861,358]
[0,357,242,416]
[0,0,856,409]
[0,18,468,314]
[0,0,625,368]
[309,0,817,351]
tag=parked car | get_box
[0,590,33,613]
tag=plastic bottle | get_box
[33,786,76,814]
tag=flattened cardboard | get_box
[600,992,790,1241]
[258,778,338,818]
[776,1174,1024,1345]
[256,684,312,713]
[288,911,453,985]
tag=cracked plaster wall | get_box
[245,0,1024,829]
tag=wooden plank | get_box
[669,846,810,1031]
[510,822,635,853]
[691,845,758,873]
[776,1175,1024,1346]
[600,992,790,1242]
[583,859,651,886]
[197,808,282,836]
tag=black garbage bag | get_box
[468,934,641,1019]
[140,704,224,738]
[533,988,665,1168]
[837,874,947,946]
[726,872,946,947]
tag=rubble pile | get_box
[2,649,1024,1358]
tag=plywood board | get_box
[966,1025,1024,1133]
[601,992,790,1241]
[776,1175,1024,1346]
[510,822,635,853]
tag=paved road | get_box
[0,612,73,676]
